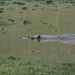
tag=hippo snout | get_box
[28,36,35,40]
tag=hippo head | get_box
[28,35,41,42]
[28,35,35,40]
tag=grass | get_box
[0,57,75,75]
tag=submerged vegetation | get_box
[0,20,10,26]
[0,1,8,6]
[8,19,15,22]
[12,1,25,5]
[23,19,32,25]
[7,56,16,60]
[0,57,75,75]
[0,10,4,13]
[0,20,16,26]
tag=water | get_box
[0,0,75,64]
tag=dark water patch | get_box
[0,8,4,10]
[19,12,23,14]
[1,27,5,30]
[41,8,43,10]
[66,6,70,8]
[32,8,36,11]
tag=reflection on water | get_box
[19,34,75,44]
[0,34,75,64]
[15,34,75,64]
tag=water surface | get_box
[0,0,75,64]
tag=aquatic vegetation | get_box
[21,7,27,10]
[0,10,4,13]
[62,0,75,3]
[12,1,25,5]
[0,20,10,26]
[34,5,39,7]
[2,31,7,35]
[72,4,75,6]
[23,19,32,25]
[34,0,46,1]
[46,0,53,4]
[7,56,16,60]
[0,1,8,6]
[8,19,15,22]
[24,0,33,2]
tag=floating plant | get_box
[0,10,4,13]
[8,19,15,22]
[12,1,25,5]
[46,0,53,4]
[24,0,32,2]
[23,19,32,25]
[21,7,27,10]
[34,5,39,7]
[7,56,16,60]
[0,20,10,26]
[0,1,8,6]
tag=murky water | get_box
[0,0,75,64]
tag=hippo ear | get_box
[38,35,40,38]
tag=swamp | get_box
[0,0,75,75]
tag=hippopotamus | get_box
[18,34,75,44]
[27,34,75,44]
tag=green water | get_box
[0,0,75,65]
